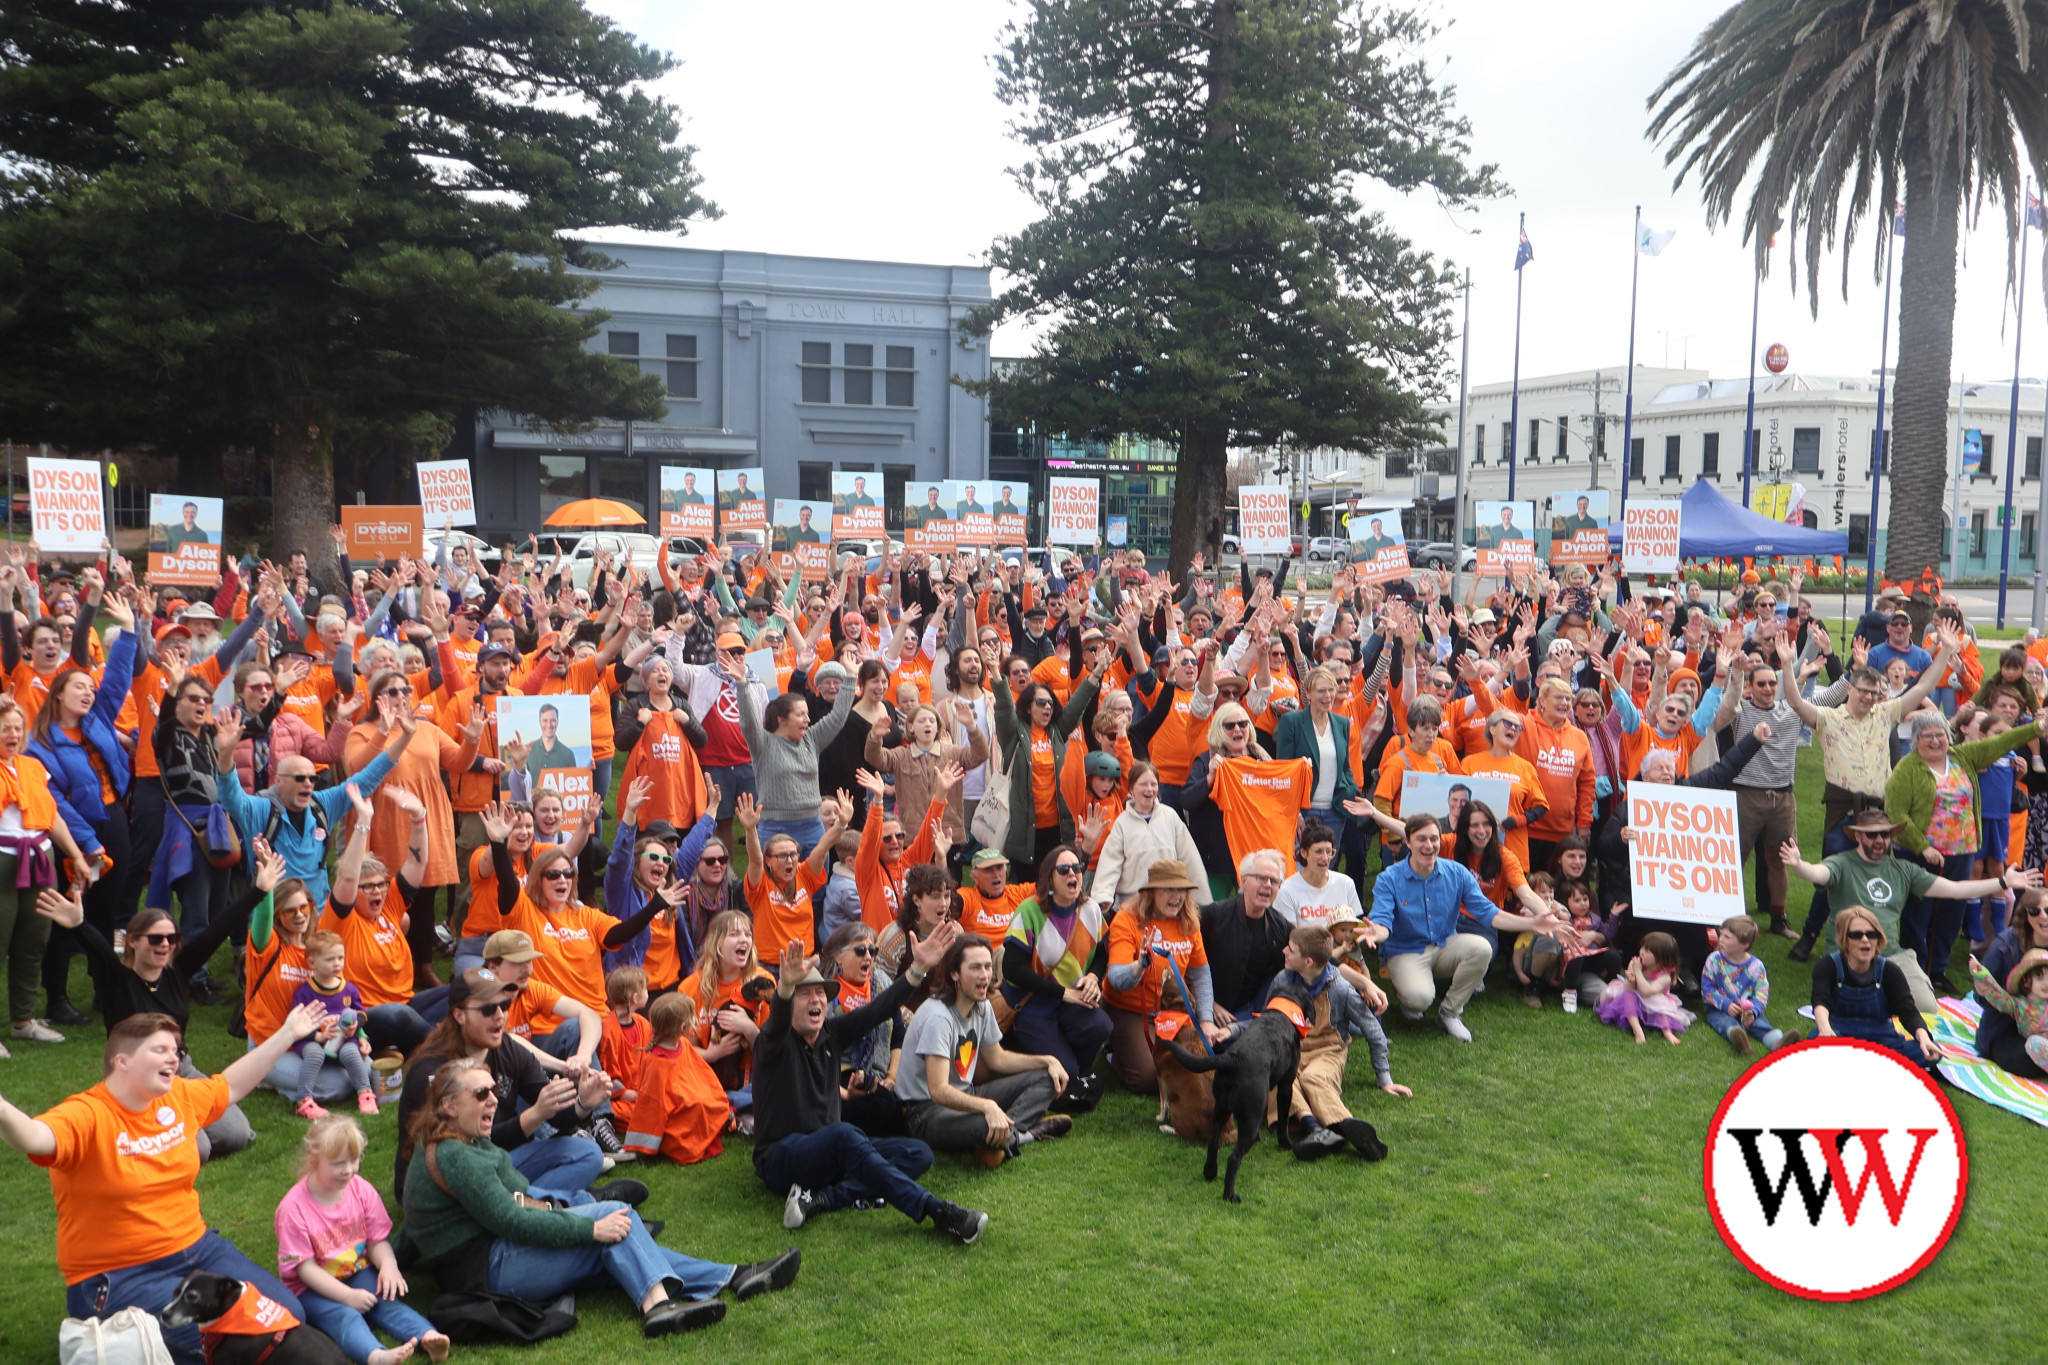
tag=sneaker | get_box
[583,1114,626,1155]
[1440,1015,1473,1043]
[783,1186,817,1231]
[599,1154,617,1174]
[12,1019,64,1043]
[1521,987,1542,1009]
[47,1000,91,1027]
[1291,1127,1345,1161]
[848,1198,885,1212]
[295,1096,329,1121]
[0,1039,12,1059]
[1025,1114,1074,1143]
[728,1247,801,1301]
[1561,989,1580,1014]
[1399,1007,1424,1022]
[1725,1025,1752,1057]
[931,1200,988,1245]
[356,1090,380,1115]
[588,1178,650,1207]
[642,1299,725,1338]
[1787,933,1817,964]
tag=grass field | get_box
[0,728,2042,1364]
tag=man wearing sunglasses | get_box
[1780,808,2035,1020]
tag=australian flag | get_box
[1514,227,1533,271]
[1892,203,1907,236]
[2029,190,2046,232]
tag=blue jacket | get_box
[1274,708,1360,807]
[1369,854,1503,958]
[28,631,139,856]
[219,750,398,905]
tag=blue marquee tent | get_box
[1605,478,1850,558]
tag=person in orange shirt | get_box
[1134,642,1217,806]
[1459,712,1547,871]
[957,849,1035,949]
[621,991,731,1165]
[319,783,436,1057]
[737,791,836,966]
[482,820,669,1017]
[1066,746,1131,868]
[1365,698,1464,847]
[1500,676,1596,870]
[5,1006,326,1360]
[438,640,522,951]
[850,768,949,933]
[1100,859,1227,1092]
[678,908,774,1099]
[616,656,708,836]
[457,801,559,969]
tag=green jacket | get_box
[992,672,1102,867]
[1885,723,2038,857]
[399,1135,598,1266]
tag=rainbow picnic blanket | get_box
[1928,997,2048,1129]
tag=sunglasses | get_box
[641,850,673,864]
[466,1083,498,1100]
[283,772,316,784]
[698,854,729,866]
[1843,928,1883,942]
[1222,720,1250,731]
[541,868,574,881]
[140,931,181,947]
[846,944,877,958]
[1032,698,1055,708]
[243,681,275,693]
[469,998,514,1016]
[2027,906,2048,919]
[380,685,412,698]
[1052,862,1084,876]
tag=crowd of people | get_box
[2,530,2046,1360]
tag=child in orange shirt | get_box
[599,966,652,1134]
[621,992,731,1165]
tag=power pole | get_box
[1589,371,1604,490]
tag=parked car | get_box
[1412,541,1477,571]
[1306,536,1348,563]
[551,532,669,590]
[424,529,502,566]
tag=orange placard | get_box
[342,506,424,561]
[537,767,597,820]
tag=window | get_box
[1630,437,1644,482]
[594,458,647,524]
[1473,425,1486,465]
[1792,426,1820,473]
[1663,434,1682,478]
[1971,510,1988,558]
[665,335,698,400]
[1701,431,1720,476]
[1848,514,1869,555]
[2029,435,2042,480]
[538,455,587,521]
[885,346,915,407]
[798,462,832,502]
[1870,428,1888,479]
[2026,512,2039,560]
[1555,415,1569,461]
[1976,433,1997,482]
[607,331,639,357]
[800,342,832,404]
[883,464,915,529]
[1527,418,1541,464]
[1504,423,1515,465]
[844,344,875,406]
[1747,428,1760,475]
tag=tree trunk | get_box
[1886,136,1958,630]
[271,415,345,591]
[1170,421,1229,579]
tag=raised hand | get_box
[382,786,427,821]
[478,800,513,843]
[854,768,887,799]
[733,791,762,832]
[252,838,287,893]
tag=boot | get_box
[1768,913,1798,941]
[1333,1117,1388,1161]
[1787,931,1817,964]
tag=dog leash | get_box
[1154,946,1214,1058]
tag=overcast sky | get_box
[590,0,2046,394]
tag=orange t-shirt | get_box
[1458,750,1544,870]
[1028,729,1058,828]
[744,860,827,964]
[280,666,339,736]
[244,934,310,1045]
[318,894,413,1008]
[1061,734,1131,865]
[1620,719,1703,786]
[1136,680,1207,786]
[618,709,706,832]
[32,1073,231,1282]
[506,896,619,1012]
[1373,739,1464,846]
[122,663,177,781]
[8,661,61,722]
[1208,755,1314,877]
[1464,845,1528,928]
[1104,911,1207,1015]
[959,882,1034,949]
[465,842,552,941]
[528,658,624,762]
[854,796,941,933]
[508,979,566,1039]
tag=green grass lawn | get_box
[0,738,2042,1364]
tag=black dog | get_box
[157,1271,349,1365]
[1166,983,1311,1202]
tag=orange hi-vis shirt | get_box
[33,1072,231,1282]
[619,709,706,833]
[855,796,942,933]
[1061,734,1132,864]
[437,684,504,814]
[1209,755,1314,877]
[1104,911,1208,1016]
[1136,680,1206,786]
[960,881,1034,949]
[1458,749,1545,870]
[1373,738,1464,846]
[319,893,413,1008]
[506,895,620,1012]
[746,859,828,964]
[1500,696,1597,839]
[121,662,177,781]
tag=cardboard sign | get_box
[831,472,885,540]
[1238,484,1291,554]
[536,767,598,821]
[995,495,1029,547]
[744,647,782,698]
[659,466,716,538]
[1549,488,1610,565]
[342,506,423,561]
[1623,498,1682,575]
[1047,477,1098,546]
[1626,784,1742,924]
[416,460,476,527]
[26,457,105,554]
[903,480,955,551]
[1347,508,1411,585]
[952,479,996,547]
[145,493,224,586]
[718,468,766,532]
[1475,501,1535,574]
[772,500,832,580]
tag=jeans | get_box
[1903,850,1977,979]
[364,1002,430,1055]
[453,937,486,975]
[531,1017,584,1062]
[64,1230,302,1365]
[905,1070,1055,1152]
[758,816,825,862]
[1005,994,1111,1076]
[487,1203,732,1308]
[412,984,451,1025]
[1705,1006,1785,1048]
[703,764,756,822]
[298,1267,438,1365]
[253,1039,354,1103]
[509,1133,606,1199]
[756,1123,937,1221]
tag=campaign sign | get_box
[952,480,995,547]
[992,485,1029,546]
[1347,509,1411,585]
[1623,499,1683,576]
[773,500,832,581]
[1626,783,1741,924]
[659,466,716,538]
[1475,501,1536,574]
[1549,489,1610,565]
[495,694,594,817]
[416,460,476,527]
[1239,485,1291,555]
[832,472,885,540]
[342,506,423,561]
[903,481,955,551]
[717,469,766,532]
[26,457,105,554]
[1047,477,1099,546]
[1398,771,1512,834]
[146,494,224,586]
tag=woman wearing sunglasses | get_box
[1975,887,2048,1078]
[1810,905,1936,1068]
[818,922,906,1137]
[1180,702,1268,899]
[605,775,721,992]
[992,662,1105,871]
[998,843,1110,1111]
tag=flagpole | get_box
[1452,267,1471,593]
[1742,239,1762,509]
[1864,208,1899,613]
[1998,180,2032,629]
[1508,212,1525,504]
[1619,205,1641,527]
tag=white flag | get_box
[1638,224,1676,256]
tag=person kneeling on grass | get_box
[895,936,1074,1167]
[1700,915,1799,1056]
[755,922,990,1243]
[398,1062,799,1340]
[1255,923,1404,1162]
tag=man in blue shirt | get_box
[1364,812,1572,1042]
[1866,610,1933,682]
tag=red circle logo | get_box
[1703,1038,1967,1300]
[1765,343,1789,373]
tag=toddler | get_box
[1595,931,1694,1044]
[1968,949,2048,1070]
[1701,915,1798,1055]
[600,965,652,1136]
[291,930,377,1119]
[623,992,733,1166]
[275,1116,448,1365]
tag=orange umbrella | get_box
[544,499,645,528]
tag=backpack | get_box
[969,739,1012,851]
[58,1310,174,1365]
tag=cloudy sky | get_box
[590,0,2045,394]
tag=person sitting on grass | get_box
[679,909,776,1128]
[1966,947,2048,1072]
[1810,905,1937,1068]
[1594,932,1693,1045]
[598,966,653,1137]
[0,1004,327,1365]
[1700,915,1798,1056]
[622,993,731,1166]
[1258,923,1403,1162]
[289,930,379,1121]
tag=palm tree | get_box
[1647,0,2048,606]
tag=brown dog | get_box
[1153,1042,1236,1144]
